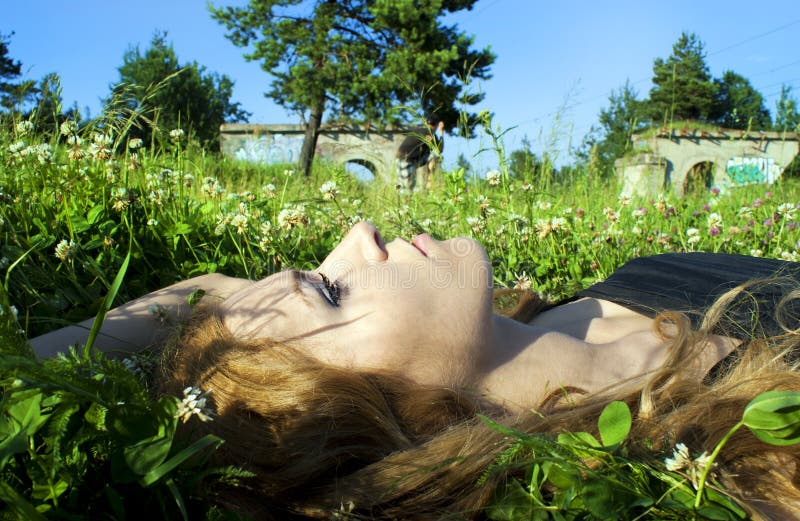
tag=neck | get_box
[474,314,667,413]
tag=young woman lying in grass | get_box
[30,221,800,519]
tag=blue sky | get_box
[5,1,800,172]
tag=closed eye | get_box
[318,273,342,306]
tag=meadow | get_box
[1,117,800,519]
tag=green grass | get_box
[1,117,799,519]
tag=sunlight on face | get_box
[221,222,494,386]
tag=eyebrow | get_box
[289,269,314,308]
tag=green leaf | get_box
[557,431,601,449]
[124,435,174,476]
[83,246,131,358]
[86,204,105,224]
[0,479,48,521]
[141,434,224,487]
[743,390,800,445]
[0,391,49,470]
[597,401,631,448]
[581,479,616,519]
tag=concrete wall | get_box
[220,123,425,184]
[617,128,800,196]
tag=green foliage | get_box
[210,0,495,175]
[712,70,771,130]
[774,85,800,133]
[648,32,717,125]
[580,81,648,176]
[0,32,36,112]
[109,31,249,150]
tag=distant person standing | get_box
[396,116,445,191]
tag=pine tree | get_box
[109,31,249,149]
[210,0,494,177]
[712,70,771,130]
[0,32,36,112]
[774,85,800,133]
[647,32,716,125]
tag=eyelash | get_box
[319,273,342,306]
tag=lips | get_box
[411,233,431,257]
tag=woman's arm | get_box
[29,273,251,359]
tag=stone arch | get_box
[682,160,715,194]
[336,151,389,182]
[344,158,378,181]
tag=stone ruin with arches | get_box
[220,123,425,183]
[616,127,800,196]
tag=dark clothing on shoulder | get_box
[574,253,800,339]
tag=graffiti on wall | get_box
[725,157,781,186]
[232,134,304,164]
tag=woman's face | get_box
[222,222,494,386]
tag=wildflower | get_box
[319,180,339,201]
[169,128,185,141]
[752,198,763,208]
[750,248,763,257]
[737,206,753,219]
[351,198,362,208]
[631,225,642,235]
[111,188,130,212]
[8,141,25,156]
[283,169,294,177]
[664,442,713,490]
[534,200,552,211]
[59,120,78,136]
[89,133,112,160]
[466,216,484,234]
[175,386,214,423]
[486,169,501,186]
[763,217,773,228]
[782,251,800,262]
[147,303,171,324]
[765,191,773,199]
[576,208,585,219]
[475,195,491,214]
[686,228,700,244]
[602,207,618,223]
[0,256,8,269]
[231,214,249,234]
[513,272,532,290]
[54,239,77,262]
[726,225,741,236]
[710,186,721,195]
[0,305,19,321]
[147,218,158,226]
[709,226,720,237]
[706,212,723,229]
[534,219,554,239]
[129,138,143,150]
[631,207,647,219]
[14,120,34,136]
[777,202,797,219]
[618,192,631,206]
[520,182,533,192]
[278,204,309,229]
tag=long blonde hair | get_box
[161,283,800,520]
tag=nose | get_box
[317,222,388,277]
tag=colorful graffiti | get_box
[725,157,780,186]
[233,134,304,164]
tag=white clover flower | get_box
[0,256,9,269]
[534,218,554,239]
[60,120,78,136]
[278,204,308,229]
[534,200,552,211]
[351,198,362,208]
[602,207,618,223]
[686,228,700,244]
[147,218,158,226]
[262,183,277,198]
[737,206,753,219]
[128,138,143,150]
[618,192,632,206]
[750,248,764,257]
[631,225,642,235]
[0,305,19,321]
[665,443,713,490]
[631,207,647,219]
[513,272,532,290]
[776,202,797,219]
[15,120,34,136]
[231,214,249,234]
[707,212,723,229]
[147,303,171,324]
[319,180,338,201]
[283,169,294,177]
[54,239,77,262]
[485,169,501,186]
[175,386,214,423]
[8,141,25,155]
[781,250,799,262]
[466,216,484,233]
[169,128,185,141]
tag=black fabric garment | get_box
[573,253,800,339]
